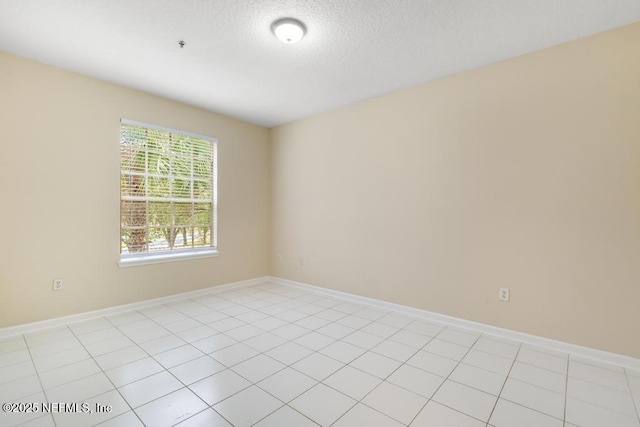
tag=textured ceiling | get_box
[1,0,639,127]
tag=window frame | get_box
[118,119,218,267]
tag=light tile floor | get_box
[1,281,639,427]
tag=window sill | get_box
[118,248,219,267]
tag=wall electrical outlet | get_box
[499,287,510,302]
[276,254,282,262]
[53,279,63,291]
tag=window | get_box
[119,119,217,266]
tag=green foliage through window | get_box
[120,120,216,255]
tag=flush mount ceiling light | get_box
[271,18,306,44]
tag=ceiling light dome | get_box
[272,18,306,44]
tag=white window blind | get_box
[120,119,217,259]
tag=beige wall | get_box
[1,23,639,359]
[271,23,640,358]
[0,53,270,327]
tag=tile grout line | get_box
[563,354,570,426]
[253,298,399,426]
[623,368,640,422]
[214,286,440,426]
[5,281,635,427]
[485,353,591,426]
[288,282,637,425]
[402,327,483,426]
[278,279,640,374]
[12,285,380,426]
[99,286,286,426]
[7,285,465,425]
[567,372,638,394]
[165,284,340,427]
[206,284,354,427]
[564,361,640,420]
[325,321,443,426]
[159,285,300,427]
[487,348,573,425]
[46,308,224,426]
[261,298,402,425]
[484,342,522,425]
[12,284,509,426]
[422,333,528,426]
[14,334,53,427]
[218,285,327,427]
[220,303,524,422]
[67,317,145,427]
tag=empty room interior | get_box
[1,1,640,426]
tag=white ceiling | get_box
[1,1,639,128]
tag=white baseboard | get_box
[0,276,269,339]
[269,276,640,371]
[2,274,638,372]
